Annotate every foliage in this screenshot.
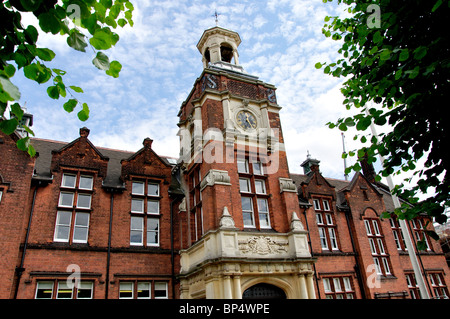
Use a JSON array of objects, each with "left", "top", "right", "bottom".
[
  {"left": 0, "top": 0, "right": 134, "bottom": 156},
  {"left": 317, "top": 0, "right": 450, "bottom": 244}
]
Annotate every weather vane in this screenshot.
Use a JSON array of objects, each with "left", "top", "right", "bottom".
[{"left": 213, "top": 10, "right": 221, "bottom": 26}]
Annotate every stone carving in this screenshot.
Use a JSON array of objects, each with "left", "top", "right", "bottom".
[
  {"left": 219, "top": 206, "right": 236, "bottom": 229},
  {"left": 279, "top": 177, "right": 297, "bottom": 193},
  {"left": 200, "top": 169, "right": 231, "bottom": 190},
  {"left": 290, "top": 211, "right": 304, "bottom": 231},
  {"left": 239, "top": 236, "right": 288, "bottom": 255}
]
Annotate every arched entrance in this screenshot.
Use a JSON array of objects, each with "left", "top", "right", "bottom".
[{"left": 242, "top": 283, "right": 287, "bottom": 299}]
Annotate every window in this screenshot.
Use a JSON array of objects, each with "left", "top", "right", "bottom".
[
  {"left": 365, "top": 218, "right": 392, "bottom": 276},
  {"left": 55, "top": 173, "right": 94, "bottom": 244},
  {"left": 322, "top": 276, "right": 355, "bottom": 299},
  {"left": 411, "top": 217, "right": 433, "bottom": 251},
  {"left": 189, "top": 166, "right": 203, "bottom": 242},
  {"left": 54, "top": 211, "right": 90, "bottom": 243},
  {"left": 429, "top": 273, "right": 449, "bottom": 299},
  {"left": 406, "top": 273, "right": 421, "bottom": 299},
  {"left": 238, "top": 158, "right": 271, "bottom": 229},
  {"left": 314, "top": 198, "right": 339, "bottom": 250},
  {"left": 130, "top": 180, "right": 161, "bottom": 247},
  {"left": 35, "top": 280, "right": 93, "bottom": 299},
  {"left": 119, "top": 281, "right": 168, "bottom": 299}
]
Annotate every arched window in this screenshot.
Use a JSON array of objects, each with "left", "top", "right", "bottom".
[
  {"left": 242, "top": 283, "right": 286, "bottom": 299},
  {"left": 220, "top": 43, "right": 234, "bottom": 63}
]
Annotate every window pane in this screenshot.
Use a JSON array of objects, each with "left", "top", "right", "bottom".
[
  {"left": 364, "top": 220, "right": 372, "bottom": 235},
  {"left": 131, "top": 199, "right": 144, "bottom": 213},
  {"left": 77, "top": 282, "right": 93, "bottom": 299},
  {"left": 253, "top": 162, "right": 263, "bottom": 175},
  {"left": 323, "top": 278, "right": 331, "bottom": 292},
  {"left": 313, "top": 199, "right": 320, "bottom": 210},
  {"left": 137, "top": 282, "right": 151, "bottom": 299},
  {"left": 79, "top": 176, "right": 93, "bottom": 190},
  {"left": 343, "top": 277, "right": 352, "bottom": 291},
  {"left": 257, "top": 198, "right": 268, "bottom": 212},
  {"left": 239, "top": 178, "right": 251, "bottom": 193},
  {"left": 55, "top": 211, "right": 71, "bottom": 242},
  {"left": 57, "top": 282, "right": 73, "bottom": 299},
  {"left": 59, "top": 192, "right": 74, "bottom": 207},
  {"left": 62, "top": 174, "right": 76, "bottom": 188},
  {"left": 255, "top": 180, "right": 266, "bottom": 194},
  {"left": 132, "top": 182, "right": 144, "bottom": 195},
  {"left": 241, "top": 197, "right": 252, "bottom": 211},
  {"left": 154, "top": 282, "right": 168, "bottom": 299},
  {"left": 147, "top": 200, "right": 159, "bottom": 214},
  {"left": 319, "top": 227, "right": 328, "bottom": 249},
  {"left": 333, "top": 278, "right": 342, "bottom": 292},
  {"left": 147, "top": 219, "right": 159, "bottom": 246},
  {"left": 325, "top": 214, "right": 333, "bottom": 225},
  {"left": 77, "top": 194, "right": 91, "bottom": 209},
  {"left": 73, "top": 213, "right": 89, "bottom": 243},
  {"left": 119, "top": 282, "right": 133, "bottom": 299},
  {"left": 237, "top": 159, "right": 248, "bottom": 173},
  {"left": 130, "top": 217, "right": 143, "bottom": 245},
  {"left": 36, "top": 281, "right": 53, "bottom": 299},
  {"left": 323, "top": 200, "right": 330, "bottom": 211},
  {"left": 316, "top": 213, "right": 323, "bottom": 224},
  {"left": 148, "top": 183, "right": 159, "bottom": 196}
]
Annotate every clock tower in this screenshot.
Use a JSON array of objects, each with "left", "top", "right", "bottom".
[{"left": 176, "top": 26, "right": 316, "bottom": 299}]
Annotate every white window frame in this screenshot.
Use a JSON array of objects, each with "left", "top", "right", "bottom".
[
  {"left": 316, "top": 213, "right": 324, "bottom": 225},
  {"left": 328, "top": 228, "right": 338, "bottom": 250},
  {"left": 61, "top": 173, "right": 76, "bottom": 188},
  {"left": 77, "top": 281, "right": 94, "bottom": 299},
  {"left": 323, "top": 200, "right": 330, "bottom": 211},
  {"left": 119, "top": 282, "right": 134, "bottom": 299},
  {"left": 254, "top": 179, "right": 266, "bottom": 194},
  {"left": 237, "top": 159, "right": 249, "bottom": 174},
  {"left": 58, "top": 192, "right": 74, "bottom": 208},
  {"left": 147, "top": 199, "right": 159, "bottom": 215},
  {"left": 313, "top": 199, "right": 321, "bottom": 210},
  {"left": 73, "top": 212, "right": 90, "bottom": 243},
  {"left": 132, "top": 181, "right": 145, "bottom": 195},
  {"left": 146, "top": 218, "right": 160, "bottom": 247},
  {"left": 130, "top": 216, "right": 144, "bottom": 246},
  {"left": 241, "top": 197, "right": 255, "bottom": 228},
  {"left": 79, "top": 175, "right": 93, "bottom": 190},
  {"left": 56, "top": 282, "right": 73, "bottom": 299},
  {"left": 257, "top": 198, "right": 271, "bottom": 229},
  {"left": 252, "top": 161, "right": 264, "bottom": 175},
  {"left": 131, "top": 198, "right": 144, "bottom": 213},
  {"left": 147, "top": 183, "right": 159, "bottom": 197},
  {"left": 154, "top": 282, "right": 168, "bottom": 299},
  {"left": 54, "top": 211, "right": 72, "bottom": 242},
  {"left": 76, "top": 193, "right": 92, "bottom": 209},
  {"left": 137, "top": 282, "right": 151, "bottom": 299},
  {"left": 319, "top": 227, "right": 328, "bottom": 249},
  {"left": 35, "top": 281, "right": 54, "bottom": 299},
  {"left": 239, "top": 178, "right": 251, "bottom": 193}
]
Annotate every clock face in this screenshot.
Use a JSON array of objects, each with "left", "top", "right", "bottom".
[{"left": 236, "top": 110, "right": 257, "bottom": 130}]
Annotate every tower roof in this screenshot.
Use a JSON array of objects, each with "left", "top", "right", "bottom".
[{"left": 196, "top": 26, "right": 241, "bottom": 53}]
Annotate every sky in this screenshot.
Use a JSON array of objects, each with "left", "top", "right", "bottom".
[{"left": 14, "top": 0, "right": 370, "bottom": 179}]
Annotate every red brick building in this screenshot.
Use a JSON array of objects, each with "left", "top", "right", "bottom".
[{"left": 0, "top": 26, "right": 448, "bottom": 299}]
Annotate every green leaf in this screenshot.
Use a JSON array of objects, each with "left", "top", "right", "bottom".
[
  {"left": 10, "top": 103, "right": 24, "bottom": 121},
  {"left": 0, "top": 118, "right": 19, "bottom": 135},
  {"left": 35, "top": 48, "right": 55, "bottom": 61},
  {"left": 24, "top": 25, "right": 38, "bottom": 44},
  {"left": 27, "top": 143, "right": 36, "bottom": 157},
  {"left": 16, "top": 137, "right": 30, "bottom": 152},
  {"left": 38, "top": 12, "right": 61, "bottom": 34},
  {"left": 77, "top": 103, "right": 90, "bottom": 121},
  {"left": 413, "top": 46, "right": 427, "bottom": 60},
  {"left": 106, "top": 60, "right": 122, "bottom": 78},
  {"left": 0, "top": 76, "right": 21, "bottom": 102},
  {"left": 117, "top": 18, "right": 127, "bottom": 27},
  {"left": 431, "top": 0, "right": 443, "bottom": 12},
  {"left": 69, "top": 86, "right": 84, "bottom": 93},
  {"left": 92, "top": 52, "right": 110, "bottom": 70},
  {"left": 408, "top": 66, "right": 420, "bottom": 79},
  {"left": 399, "top": 49, "right": 409, "bottom": 62},
  {"left": 394, "top": 69, "right": 402, "bottom": 80},
  {"left": 379, "top": 49, "right": 391, "bottom": 60},
  {"left": 315, "top": 62, "right": 323, "bottom": 69},
  {"left": 89, "top": 28, "right": 119, "bottom": 50},
  {"left": 63, "top": 99, "right": 78, "bottom": 113},
  {"left": 47, "top": 85, "right": 60, "bottom": 99},
  {"left": 3, "top": 64, "right": 16, "bottom": 78},
  {"left": 373, "top": 31, "right": 382, "bottom": 44},
  {"left": 369, "top": 46, "right": 378, "bottom": 55},
  {"left": 67, "top": 29, "right": 88, "bottom": 52},
  {"left": 356, "top": 116, "right": 372, "bottom": 131}
]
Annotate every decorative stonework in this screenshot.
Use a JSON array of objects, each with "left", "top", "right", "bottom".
[
  {"left": 238, "top": 236, "right": 288, "bottom": 255},
  {"left": 219, "top": 207, "right": 236, "bottom": 229},
  {"left": 200, "top": 169, "right": 231, "bottom": 190},
  {"left": 279, "top": 177, "right": 297, "bottom": 193},
  {"left": 290, "top": 212, "right": 304, "bottom": 232}
]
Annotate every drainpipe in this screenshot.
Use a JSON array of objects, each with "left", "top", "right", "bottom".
[
  {"left": 14, "top": 186, "right": 38, "bottom": 299},
  {"left": 105, "top": 192, "right": 114, "bottom": 299},
  {"left": 344, "top": 207, "right": 367, "bottom": 299}
]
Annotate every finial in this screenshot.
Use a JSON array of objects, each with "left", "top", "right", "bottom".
[
  {"left": 307, "top": 150, "right": 311, "bottom": 159},
  {"left": 213, "top": 10, "right": 221, "bottom": 26}
]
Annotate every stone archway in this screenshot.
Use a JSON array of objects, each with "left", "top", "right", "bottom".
[{"left": 242, "top": 283, "right": 287, "bottom": 299}]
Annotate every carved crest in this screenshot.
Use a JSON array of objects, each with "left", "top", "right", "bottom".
[{"left": 239, "top": 236, "right": 288, "bottom": 255}]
